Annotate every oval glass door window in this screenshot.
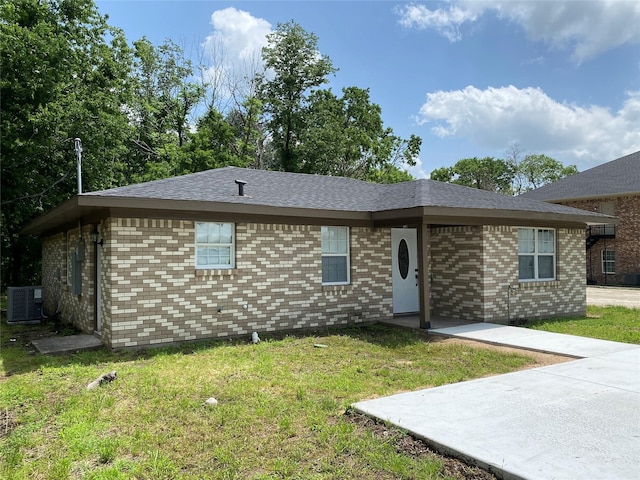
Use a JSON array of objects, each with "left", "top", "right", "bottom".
[{"left": 398, "top": 239, "right": 409, "bottom": 279}]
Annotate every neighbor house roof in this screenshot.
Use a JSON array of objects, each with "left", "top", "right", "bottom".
[
  {"left": 520, "top": 151, "right": 640, "bottom": 202},
  {"left": 22, "top": 166, "right": 613, "bottom": 236}
]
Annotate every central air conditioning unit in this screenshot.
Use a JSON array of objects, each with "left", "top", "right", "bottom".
[{"left": 7, "top": 286, "right": 44, "bottom": 324}]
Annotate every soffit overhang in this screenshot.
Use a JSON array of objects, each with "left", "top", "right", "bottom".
[{"left": 21, "top": 195, "right": 617, "bottom": 237}]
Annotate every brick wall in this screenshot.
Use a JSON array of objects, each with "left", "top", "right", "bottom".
[
  {"left": 559, "top": 195, "right": 640, "bottom": 285},
  {"left": 101, "top": 219, "right": 392, "bottom": 349},
  {"left": 41, "top": 218, "right": 588, "bottom": 347},
  {"left": 41, "top": 225, "right": 95, "bottom": 332},
  {"left": 430, "top": 226, "right": 484, "bottom": 321},
  {"left": 430, "top": 225, "right": 585, "bottom": 322}
]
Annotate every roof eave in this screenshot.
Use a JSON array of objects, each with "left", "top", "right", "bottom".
[
  {"left": 532, "top": 191, "right": 640, "bottom": 203},
  {"left": 373, "top": 206, "right": 615, "bottom": 227},
  {"left": 22, "top": 194, "right": 616, "bottom": 237}
]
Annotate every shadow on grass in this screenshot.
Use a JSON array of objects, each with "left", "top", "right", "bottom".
[{"left": 1, "top": 318, "right": 425, "bottom": 377}]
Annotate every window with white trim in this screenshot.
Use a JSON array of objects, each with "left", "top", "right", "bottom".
[
  {"left": 602, "top": 250, "right": 615, "bottom": 274},
  {"left": 195, "top": 222, "right": 235, "bottom": 269},
  {"left": 518, "top": 228, "right": 556, "bottom": 281},
  {"left": 321, "top": 226, "right": 350, "bottom": 285}
]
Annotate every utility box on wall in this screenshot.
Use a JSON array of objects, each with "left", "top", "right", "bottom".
[{"left": 7, "top": 286, "right": 44, "bottom": 324}]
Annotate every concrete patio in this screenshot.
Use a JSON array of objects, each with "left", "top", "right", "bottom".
[{"left": 354, "top": 323, "right": 640, "bottom": 480}]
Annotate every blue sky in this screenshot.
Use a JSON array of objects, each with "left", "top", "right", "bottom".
[{"left": 96, "top": 1, "right": 640, "bottom": 178}]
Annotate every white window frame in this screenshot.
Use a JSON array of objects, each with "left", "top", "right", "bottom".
[
  {"left": 321, "top": 226, "right": 350, "bottom": 285},
  {"left": 195, "top": 222, "right": 235, "bottom": 270},
  {"left": 602, "top": 250, "right": 615, "bottom": 274},
  {"left": 518, "top": 227, "right": 556, "bottom": 282}
]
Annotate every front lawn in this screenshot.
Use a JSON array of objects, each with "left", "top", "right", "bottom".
[
  {"left": 527, "top": 305, "right": 640, "bottom": 344},
  {"left": 1, "top": 322, "right": 541, "bottom": 480}
]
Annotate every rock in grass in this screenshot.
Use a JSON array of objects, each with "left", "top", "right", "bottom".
[
  {"left": 86, "top": 371, "right": 117, "bottom": 390},
  {"left": 314, "top": 344, "right": 328, "bottom": 348},
  {"left": 204, "top": 397, "right": 219, "bottom": 406}
]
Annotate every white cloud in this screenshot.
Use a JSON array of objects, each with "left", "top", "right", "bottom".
[
  {"left": 397, "top": 1, "right": 640, "bottom": 62},
  {"left": 205, "top": 7, "right": 271, "bottom": 64},
  {"left": 200, "top": 8, "right": 272, "bottom": 109},
  {"left": 417, "top": 85, "right": 640, "bottom": 168},
  {"left": 396, "top": 3, "right": 478, "bottom": 41}
]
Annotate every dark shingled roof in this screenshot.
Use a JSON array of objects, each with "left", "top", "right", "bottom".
[
  {"left": 520, "top": 151, "right": 640, "bottom": 202},
  {"left": 85, "top": 166, "right": 605, "bottom": 218},
  {"left": 86, "top": 167, "right": 379, "bottom": 212},
  {"left": 22, "top": 166, "right": 612, "bottom": 235}
]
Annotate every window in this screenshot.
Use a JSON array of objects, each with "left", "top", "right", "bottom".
[
  {"left": 602, "top": 250, "right": 615, "bottom": 274},
  {"left": 66, "top": 231, "right": 72, "bottom": 285},
  {"left": 518, "top": 228, "right": 556, "bottom": 281},
  {"left": 321, "top": 226, "right": 350, "bottom": 285},
  {"left": 195, "top": 222, "right": 235, "bottom": 269}
]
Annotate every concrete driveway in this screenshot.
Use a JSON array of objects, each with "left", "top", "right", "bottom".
[
  {"left": 587, "top": 285, "right": 640, "bottom": 308},
  {"left": 353, "top": 324, "right": 640, "bottom": 480}
]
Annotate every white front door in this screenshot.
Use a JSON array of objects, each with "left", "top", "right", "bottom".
[{"left": 391, "top": 228, "right": 419, "bottom": 314}]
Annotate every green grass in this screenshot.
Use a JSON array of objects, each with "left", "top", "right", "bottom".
[
  {"left": 1, "top": 322, "right": 537, "bottom": 480},
  {"left": 527, "top": 305, "right": 640, "bottom": 344}
]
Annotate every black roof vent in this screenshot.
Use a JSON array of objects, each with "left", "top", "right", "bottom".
[{"left": 235, "top": 179, "right": 247, "bottom": 196}]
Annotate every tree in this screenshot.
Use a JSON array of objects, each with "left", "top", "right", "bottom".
[
  {"left": 1, "top": 0, "right": 134, "bottom": 288},
  {"left": 128, "top": 37, "right": 205, "bottom": 182},
  {"left": 298, "top": 87, "right": 420, "bottom": 181},
  {"left": 432, "top": 149, "right": 579, "bottom": 195},
  {"left": 258, "top": 20, "right": 336, "bottom": 172},
  {"left": 180, "top": 106, "right": 252, "bottom": 173},
  {"left": 430, "top": 157, "right": 515, "bottom": 194},
  {"left": 517, "top": 154, "right": 578, "bottom": 192}
]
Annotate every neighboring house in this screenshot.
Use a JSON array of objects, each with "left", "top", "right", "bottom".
[
  {"left": 521, "top": 151, "right": 640, "bottom": 286},
  {"left": 22, "top": 167, "right": 611, "bottom": 349}
]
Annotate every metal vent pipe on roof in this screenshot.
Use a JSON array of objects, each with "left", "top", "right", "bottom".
[
  {"left": 74, "top": 138, "right": 83, "bottom": 194},
  {"left": 235, "top": 179, "right": 247, "bottom": 196}
]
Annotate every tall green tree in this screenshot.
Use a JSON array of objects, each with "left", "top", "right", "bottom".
[
  {"left": 258, "top": 20, "right": 336, "bottom": 172},
  {"left": 1, "top": 0, "right": 134, "bottom": 287},
  {"left": 431, "top": 157, "right": 515, "bottom": 194},
  {"left": 128, "top": 37, "right": 204, "bottom": 182},
  {"left": 298, "top": 87, "right": 420, "bottom": 181},
  {"left": 516, "top": 154, "right": 578, "bottom": 193}
]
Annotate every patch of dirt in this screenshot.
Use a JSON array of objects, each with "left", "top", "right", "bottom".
[
  {"left": 1, "top": 408, "right": 18, "bottom": 438},
  {"left": 346, "top": 410, "right": 496, "bottom": 480},
  {"left": 429, "top": 336, "right": 575, "bottom": 368}
]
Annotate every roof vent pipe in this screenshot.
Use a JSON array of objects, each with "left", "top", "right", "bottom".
[
  {"left": 235, "top": 179, "right": 247, "bottom": 196},
  {"left": 74, "top": 138, "right": 83, "bottom": 194}
]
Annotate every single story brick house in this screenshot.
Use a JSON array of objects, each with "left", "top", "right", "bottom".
[
  {"left": 22, "top": 167, "right": 612, "bottom": 349},
  {"left": 521, "top": 151, "right": 640, "bottom": 286}
]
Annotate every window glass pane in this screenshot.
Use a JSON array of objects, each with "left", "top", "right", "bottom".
[
  {"left": 538, "top": 229, "right": 555, "bottom": 253},
  {"left": 219, "top": 223, "right": 233, "bottom": 243},
  {"left": 196, "top": 222, "right": 233, "bottom": 245},
  {"left": 519, "top": 255, "right": 535, "bottom": 280},
  {"left": 322, "top": 256, "right": 347, "bottom": 283},
  {"left": 538, "top": 256, "right": 554, "bottom": 279},
  {"left": 196, "top": 223, "right": 209, "bottom": 243},
  {"left": 321, "top": 226, "right": 347, "bottom": 254},
  {"left": 518, "top": 228, "right": 535, "bottom": 253},
  {"left": 321, "top": 227, "right": 330, "bottom": 253},
  {"left": 195, "top": 223, "right": 234, "bottom": 269},
  {"left": 602, "top": 250, "right": 615, "bottom": 273},
  {"left": 196, "top": 248, "right": 209, "bottom": 266}
]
